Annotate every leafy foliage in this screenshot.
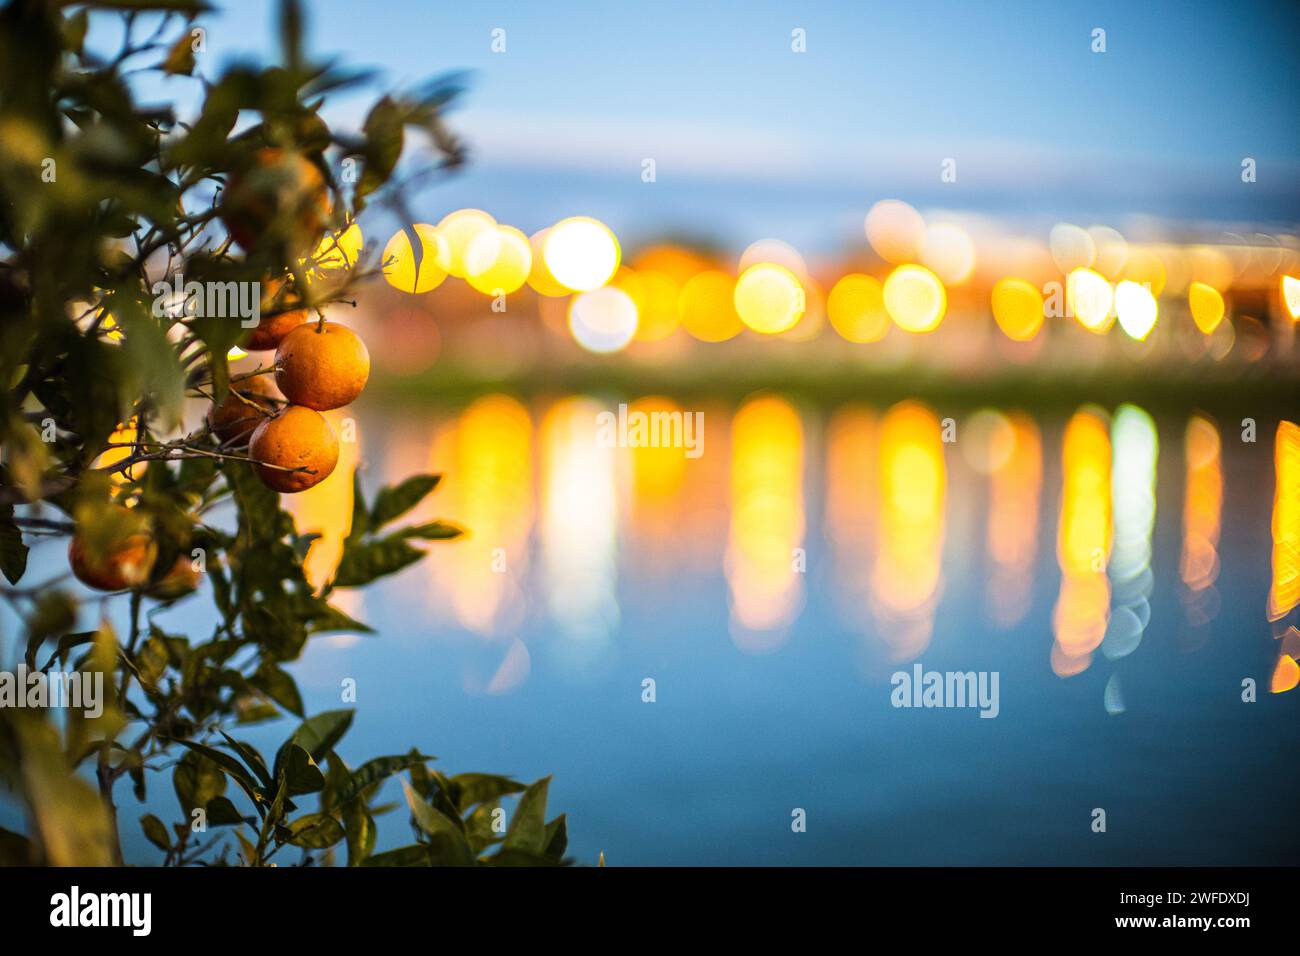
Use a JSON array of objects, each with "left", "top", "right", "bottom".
[{"left": 0, "top": 0, "right": 566, "bottom": 867}]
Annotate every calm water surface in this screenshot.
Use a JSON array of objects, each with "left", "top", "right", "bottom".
[
  {"left": 16, "top": 394, "right": 1297, "bottom": 866},
  {"left": 279, "top": 394, "right": 1300, "bottom": 865}
]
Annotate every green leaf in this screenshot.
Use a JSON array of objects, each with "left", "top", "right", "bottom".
[
  {"left": 279, "top": 744, "right": 325, "bottom": 797},
  {"left": 360, "top": 844, "right": 430, "bottom": 867},
  {"left": 284, "top": 813, "right": 345, "bottom": 849},
  {"left": 249, "top": 663, "right": 303, "bottom": 716},
  {"left": 401, "top": 778, "right": 473, "bottom": 865},
  {"left": 140, "top": 814, "right": 171, "bottom": 851},
  {"left": 503, "top": 776, "right": 551, "bottom": 854},
  {"left": 451, "top": 772, "right": 526, "bottom": 810},
  {"left": 173, "top": 748, "right": 227, "bottom": 816},
  {"left": 341, "top": 800, "right": 376, "bottom": 866},
  {"left": 398, "top": 521, "right": 463, "bottom": 541},
  {"left": 172, "top": 739, "right": 262, "bottom": 807},
  {"left": 371, "top": 474, "right": 440, "bottom": 527},
  {"left": 285, "top": 709, "right": 354, "bottom": 764},
  {"left": 335, "top": 752, "right": 434, "bottom": 806},
  {"left": 0, "top": 507, "right": 28, "bottom": 585},
  {"left": 217, "top": 731, "right": 273, "bottom": 789},
  {"left": 204, "top": 795, "right": 248, "bottom": 827},
  {"left": 543, "top": 813, "right": 568, "bottom": 860},
  {"left": 161, "top": 31, "right": 196, "bottom": 75},
  {"left": 333, "top": 536, "right": 425, "bottom": 587},
  {"left": 10, "top": 715, "right": 116, "bottom": 865},
  {"left": 347, "top": 470, "right": 371, "bottom": 541}
]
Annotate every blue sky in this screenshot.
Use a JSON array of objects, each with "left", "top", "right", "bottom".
[{"left": 99, "top": 0, "right": 1300, "bottom": 251}]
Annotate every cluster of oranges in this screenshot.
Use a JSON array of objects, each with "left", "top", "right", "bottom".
[
  {"left": 213, "top": 147, "right": 371, "bottom": 495},
  {"left": 69, "top": 148, "right": 369, "bottom": 592},
  {"left": 209, "top": 283, "right": 370, "bottom": 494}
]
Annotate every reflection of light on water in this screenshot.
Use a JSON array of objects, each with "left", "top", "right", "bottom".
[
  {"left": 541, "top": 397, "right": 619, "bottom": 650},
  {"left": 872, "top": 401, "right": 945, "bottom": 661},
  {"left": 726, "top": 395, "right": 804, "bottom": 651},
  {"left": 438, "top": 395, "right": 534, "bottom": 637},
  {"left": 825, "top": 406, "right": 876, "bottom": 629},
  {"left": 1180, "top": 416, "right": 1222, "bottom": 628},
  {"left": 625, "top": 396, "right": 690, "bottom": 574},
  {"left": 284, "top": 410, "right": 361, "bottom": 592},
  {"left": 1103, "top": 405, "right": 1157, "bottom": 710},
  {"left": 983, "top": 412, "right": 1041, "bottom": 628},
  {"left": 1270, "top": 421, "right": 1300, "bottom": 693},
  {"left": 1269, "top": 421, "right": 1300, "bottom": 622},
  {"left": 1052, "top": 408, "right": 1111, "bottom": 677}
]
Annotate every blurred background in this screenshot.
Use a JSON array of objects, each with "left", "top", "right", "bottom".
[{"left": 61, "top": 0, "right": 1300, "bottom": 863}]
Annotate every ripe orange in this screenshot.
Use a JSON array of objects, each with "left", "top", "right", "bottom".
[
  {"left": 275, "top": 322, "right": 370, "bottom": 411},
  {"left": 219, "top": 148, "right": 331, "bottom": 253},
  {"left": 244, "top": 309, "right": 309, "bottom": 351},
  {"left": 68, "top": 528, "right": 158, "bottom": 592},
  {"left": 242, "top": 277, "right": 309, "bottom": 351},
  {"left": 207, "top": 374, "right": 278, "bottom": 445},
  {"left": 147, "top": 554, "right": 202, "bottom": 600},
  {"left": 248, "top": 405, "right": 340, "bottom": 493}
]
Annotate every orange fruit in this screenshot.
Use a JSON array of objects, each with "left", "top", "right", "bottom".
[
  {"left": 69, "top": 529, "right": 158, "bottom": 592},
  {"left": 244, "top": 309, "right": 309, "bottom": 351},
  {"left": 243, "top": 277, "right": 310, "bottom": 351},
  {"left": 219, "top": 148, "right": 331, "bottom": 253},
  {"left": 275, "top": 322, "right": 370, "bottom": 411},
  {"left": 147, "top": 554, "right": 202, "bottom": 600},
  {"left": 207, "top": 374, "right": 278, "bottom": 445},
  {"left": 248, "top": 405, "right": 340, "bottom": 493}
]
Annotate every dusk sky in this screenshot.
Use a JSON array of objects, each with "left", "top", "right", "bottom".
[{"left": 102, "top": 0, "right": 1300, "bottom": 251}]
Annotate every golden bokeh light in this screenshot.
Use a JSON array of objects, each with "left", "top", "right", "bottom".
[
  {"left": 678, "top": 270, "right": 743, "bottom": 343},
  {"left": 629, "top": 269, "right": 680, "bottom": 342},
  {"left": 986, "top": 412, "right": 1041, "bottom": 628},
  {"left": 1188, "top": 281, "right": 1225, "bottom": 334},
  {"left": 990, "top": 277, "right": 1045, "bottom": 342},
  {"left": 1180, "top": 415, "right": 1221, "bottom": 626},
  {"left": 1088, "top": 225, "right": 1128, "bottom": 277},
  {"left": 1114, "top": 279, "right": 1158, "bottom": 341},
  {"left": 727, "top": 394, "right": 804, "bottom": 649},
  {"left": 827, "top": 273, "right": 890, "bottom": 343},
  {"left": 920, "top": 223, "right": 976, "bottom": 285},
  {"left": 544, "top": 216, "right": 621, "bottom": 291},
  {"left": 465, "top": 224, "right": 533, "bottom": 296},
  {"left": 1049, "top": 223, "right": 1096, "bottom": 273},
  {"left": 872, "top": 401, "right": 946, "bottom": 660},
  {"left": 1283, "top": 275, "right": 1300, "bottom": 320},
  {"left": 525, "top": 228, "right": 571, "bottom": 297},
  {"left": 382, "top": 224, "right": 447, "bottom": 294},
  {"left": 864, "top": 199, "right": 925, "bottom": 265},
  {"left": 1052, "top": 407, "right": 1112, "bottom": 676},
  {"left": 738, "top": 239, "right": 807, "bottom": 280},
  {"left": 434, "top": 208, "right": 497, "bottom": 278},
  {"left": 284, "top": 409, "right": 360, "bottom": 591},
  {"left": 308, "top": 222, "right": 363, "bottom": 280},
  {"left": 1122, "top": 247, "right": 1167, "bottom": 296},
  {"left": 882, "top": 264, "right": 946, "bottom": 333},
  {"left": 439, "top": 395, "right": 534, "bottom": 636},
  {"left": 568, "top": 285, "right": 638, "bottom": 353},
  {"left": 1268, "top": 420, "right": 1300, "bottom": 622},
  {"left": 733, "top": 262, "right": 805, "bottom": 334},
  {"left": 1066, "top": 268, "right": 1114, "bottom": 332}
]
